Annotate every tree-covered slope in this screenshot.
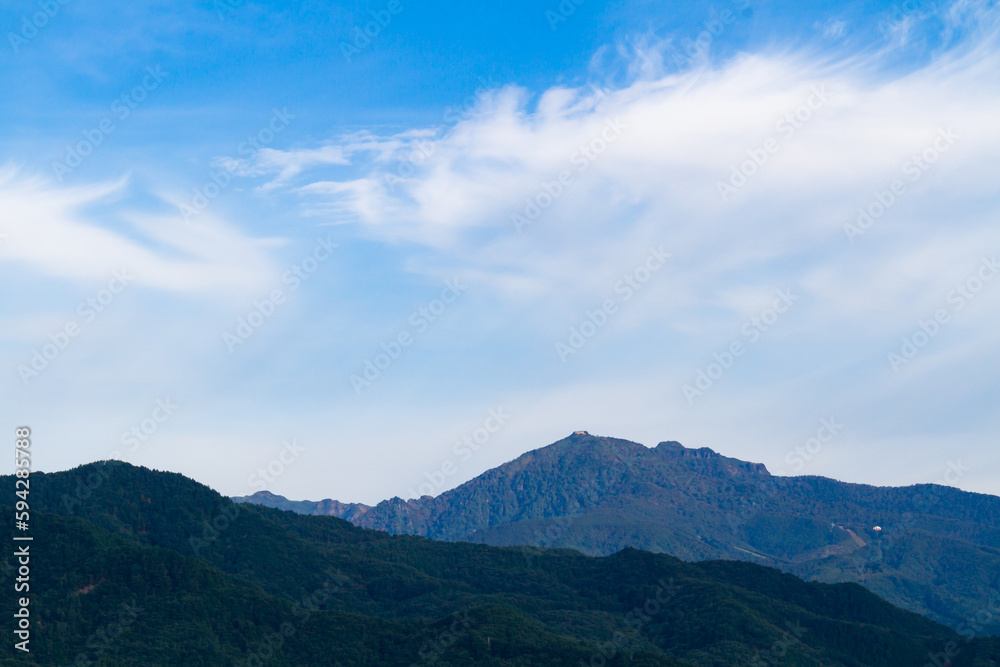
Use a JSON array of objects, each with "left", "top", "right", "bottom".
[
  {"left": 4, "top": 461, "right": 999, "bottom": 665},
  {"left": 236, "top": 433, "right": 1000, "bottom": 637}
]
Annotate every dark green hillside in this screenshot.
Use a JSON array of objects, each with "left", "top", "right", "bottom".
[
  {"left": 241, "top": 433, "right": 1000, "bottom": 636},
  {"left": 3, "top": 461, "right": 999, "bottom": 665}
]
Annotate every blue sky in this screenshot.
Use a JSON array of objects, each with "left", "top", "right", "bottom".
[{"left": 2, "top": 0, "right": 998, "bottom": 503}]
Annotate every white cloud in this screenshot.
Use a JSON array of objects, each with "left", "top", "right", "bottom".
[
  {"left": 0, "top": 166, "right": 280, "bottom": 297},
  {"left": 217, "top": 129, "right": 440, "bottom": 192},
  {"left": 235, "top": 1, "right": 1000, "bottom": 327},
  {"left": 819, "top": 19, "right": 848, "bottom": 39},
  {"left": 8, "top": 0, "right": 997, "bottom": 500},
  {"left": 219, "top": 145, "right": 350, "bottom": 191},
  {"left": 191, "top": 1, "right": 1000, "bottom": 500}
]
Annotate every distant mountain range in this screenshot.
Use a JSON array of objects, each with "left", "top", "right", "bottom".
[
  {"left": 7, "top": 461, "right": 1000, "bottom": 665},
  {"left": 235, "top": 432, "right": 1000, "bottom": 638}
]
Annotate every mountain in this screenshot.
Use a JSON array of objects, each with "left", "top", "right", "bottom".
[
  {"left": 236, "top": 432, "right": 1000, "bottom": 638},
  {"left": 237, "top": 489, "right": 374, "bottom": 521},
  {"left": 7, "top": 460, "right": 1000, "bottom": 665}
]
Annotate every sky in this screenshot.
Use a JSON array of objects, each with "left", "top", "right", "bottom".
[{"left": 1, "top": 0, "right": 998, "bottom": 504}]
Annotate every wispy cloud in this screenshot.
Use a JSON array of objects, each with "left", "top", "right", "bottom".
[
  {"left": 235, "top": 1, "right": 999, "bottom": 315},
  {"left": 0, "top": 165, "right": 280, "bottom": 296},
  {"left": 3, "top": 0, "right": 997, "bottom": 502}
]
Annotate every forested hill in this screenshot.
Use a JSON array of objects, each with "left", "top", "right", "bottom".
[
  {"left": 236, "top": 432, "right": 1000, "bottom": 637},
  {"left": 1, "top": 460, "right": 997, "bottom": 665}
]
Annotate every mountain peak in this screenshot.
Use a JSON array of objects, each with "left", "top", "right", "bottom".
[
  {"left": 232, "top": 433, "right": 1000, "bottom": 638},
  {"left": 232, "top": 490, "right": 372, "bottom": 521},
  {"left": 653, "top": 440, "right": 770, "bottom": 476},
  {"left": 655, "top": 440, "right": 686, "bottom": 452},
  {"left": 655, "top": 440, "right": 718, "bottom": 458}
]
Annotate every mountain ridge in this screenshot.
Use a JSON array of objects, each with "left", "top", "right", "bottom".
[
  {"left": 234, "top": 432, "right": 1000, "bottom": 637},
  {"left": 9, "top": 459, "right": 1000, "bottom": 664}
]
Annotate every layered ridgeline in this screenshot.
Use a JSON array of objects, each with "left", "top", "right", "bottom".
[
  {"left": 235, "top": 433, "right": 1000, "bottom": 638},
  {"left": 4, "top": 462, "right": 1000, "bottom": 665}
]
